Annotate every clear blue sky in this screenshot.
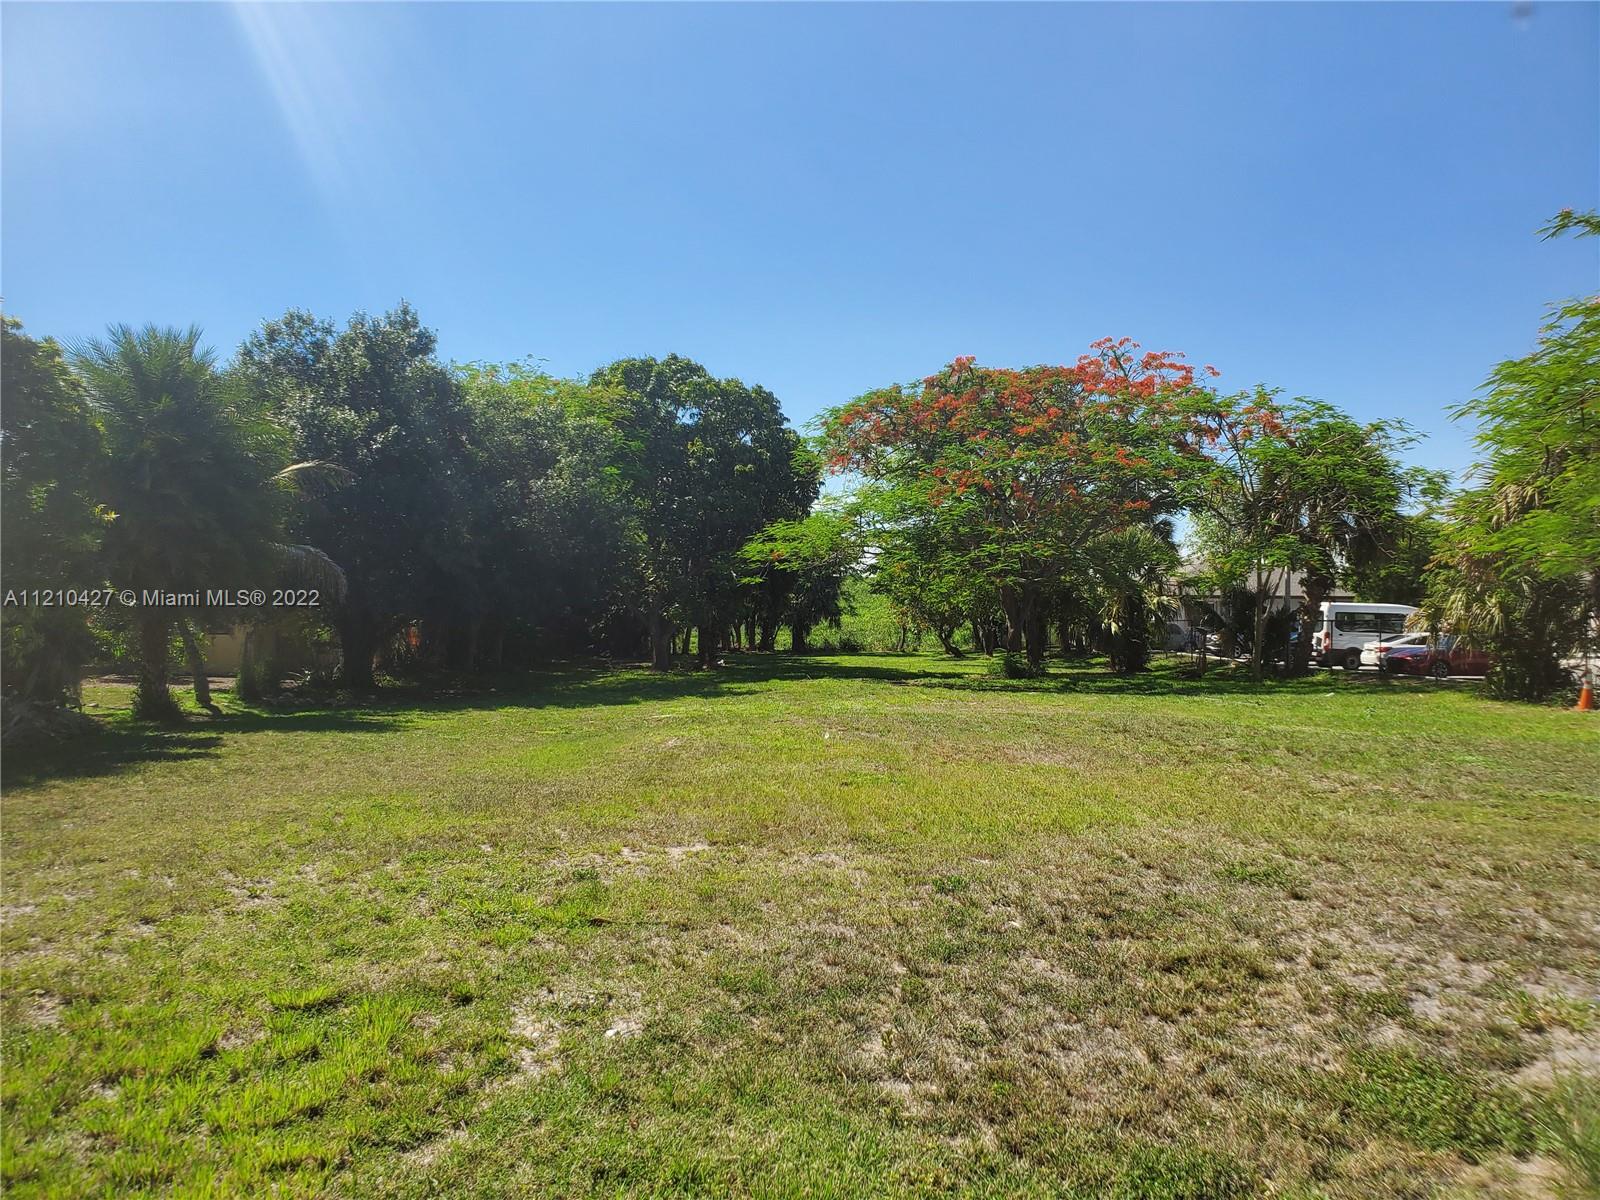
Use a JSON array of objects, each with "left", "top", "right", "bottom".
[{"left": 5, "top": 2, "right": 1597, "bottom": 479}]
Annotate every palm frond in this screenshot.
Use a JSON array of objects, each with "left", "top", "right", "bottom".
[
  {"left": 273, "top": 543, "right": 348, "bottom": 602},
  {"left": 272, "top": 460, "right": 354, "bottom": 495}
]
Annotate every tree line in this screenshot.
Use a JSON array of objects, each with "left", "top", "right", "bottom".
[
  {"left": 819, "top": 341, "right": 1439, "bottom": 680},
  {"left": 825, "top": 211, "right": 1594, "bottom": 696},
  {"left": 2, "top": 214, "right": 1593, "bottom": 718},
  {"left": 2, "top": 308, "right": 830, "bottom": 719}
]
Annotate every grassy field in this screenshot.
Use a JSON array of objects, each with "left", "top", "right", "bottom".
[{"left": 2, "top": 654, "right": 1598, "bottom": 1198}]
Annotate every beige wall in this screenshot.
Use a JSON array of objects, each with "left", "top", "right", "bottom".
[
  {"left": 201, "top": 623, "right": 331, "bottom": 677},
  {"left": 202, "top": 629, "right": 247, "bottom": 675}
]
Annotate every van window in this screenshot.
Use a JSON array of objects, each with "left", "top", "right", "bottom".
[{"left": 1334, "top": 611, "right": 1408, "bottom": 635}]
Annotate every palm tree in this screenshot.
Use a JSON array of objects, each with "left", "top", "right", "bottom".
[
  {"left": 1083, "top": 526, "right": 1179, "bottom": 674},
  {"left": 75, "top": 326, "right": 339, "bottom": 718},
  {"left": 1419, "top": 486, "right": 1590, "bottom": 700}
]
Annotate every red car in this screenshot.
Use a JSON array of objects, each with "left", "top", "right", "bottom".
[{"left": 1380, "top": 636, "right": 1493, "bottom": 679}]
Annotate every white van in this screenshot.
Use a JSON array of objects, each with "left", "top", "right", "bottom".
[{"left": 1312, "top": 602, "right": 1418, "bottom": 670}]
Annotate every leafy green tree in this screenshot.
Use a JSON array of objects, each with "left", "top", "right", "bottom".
[
  {"left": 1420, "top": 210, "right": 1599, "bottom": 699},
  {"left": 455, "top": 361, "right": 643, "bottom": 664},
  {"left": 1346, "top": 511, "right": 1444, "bottom": 606},
  {"left": 237, "top": 305, "right": 474, "bottom": 689},
  {"left": 76, "top": 326, "right": 289, "bottom": 718},
  {"left": 590, "top": 356, "right": 812, "bottom": 669},
  {"left": 1422, "top": 513, "right": 1590, "bottom": 699},
  {"left": 1273, "top": 407, "right": 1427, "bottom": 673},
  {"left": 584, "top": 355, "right": 703, "bottom": 668},
  {"left": 1, "top": 318, "right": 107, "bottom": 703},
  {"left": 740, "top": 510, "right": 857, "bottom": 654},
  {"left": 852, "top": 482, "right": 990, "bottom": 658},
  {"left": 1180, "top": 390, "right": 1419, "bottom": 678}
]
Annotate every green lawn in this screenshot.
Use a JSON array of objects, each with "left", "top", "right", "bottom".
[{"left": 3, "top": 655, "right": 1598, "bottom": 1198}]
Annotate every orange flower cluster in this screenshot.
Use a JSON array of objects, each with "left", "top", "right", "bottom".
[{"left": 831, "top": 339, "right": 1200, "bottom": 468}]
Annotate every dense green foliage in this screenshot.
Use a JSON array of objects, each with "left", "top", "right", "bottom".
[
  {"left": 1420, "top": 211, "right": 1599, "bottom": 699},
  {"left": 586, "top": 355, "right": 821, "bottom": 668},
  {"left": 0, "top": 320, "right": 105, "bottom": 704},
  {"left": 237, "top": 307, "right": 494, "bottom": 688},
  {"left": 3, "top": 310, "right": 830, "bottom": 710},
  {"left": 75, "top": 327, "right": 297, "bottom": 717},
  {"left": 3, "top": 216, "right": 1593, "bottom": 707},
  {"left": 1179, "top": 390, "right": 1431, "bottom": 678}
]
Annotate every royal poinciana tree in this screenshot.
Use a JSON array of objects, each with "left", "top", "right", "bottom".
[{"left": 824, "top": 340, "right": 1203, "bottom": 668}]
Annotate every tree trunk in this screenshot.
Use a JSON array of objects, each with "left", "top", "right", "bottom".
[
  {"left": 649, "top": 613, "right": 674, "bottom": 672},
  {"left": 1251, "top": 567, "right": 1270, "bottom": 683},
  {"left": 1022, "top": 594, "right": 1047, "bottom": 668},
  {"left": 698, "top": 623, "right": 717, "bottom": 668},
  {"left": 239, "top": 622, "right": 283, "bottom": 700},
  {"left": 791, "top": 621, "right": 811, "bottom": 655},
  {"left": 427, "top": 621, "right": 451, "bottom": 671},
  {"left": 998, "top": 586, "right": 1025, "bottom": 654},
  {"left": 1295, "top": 573, "right": 1329, "bottom": 675},
  {"left": 338, "top": 615, "right": 378, "bottom": 690},
  {"left": 238, "top": 625, "right": 260, "bottom": 702},
  {"left": 134, "top": 609, "right": 180, "bottom": 721},
  {"left": 178, "top": 620, "right": 220, "bottom": 715},
  {"left": 1110, "top": 593, "right": 1151, "bottom": 674},
  {"left": 937, "top": 625, "right": 964, "bottom": 658}
]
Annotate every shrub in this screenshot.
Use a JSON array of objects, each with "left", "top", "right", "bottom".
[{"left": 990, "top": 651, "right": 1043, "bottom": 679}]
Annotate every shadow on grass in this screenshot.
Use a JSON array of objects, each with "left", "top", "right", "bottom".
[
  {"left": 1, "top": 708, "right": 406, "bottom": 789},
  {"left": 550, "top": 651, "right": 1466, "bottom": 705},
  {"left": 6, "top": 653, "right": 1444, "bottom": 787},
  {"left": 317, "top": 652, "right": 1420, "bottom": 710},
  {"left": 902, "top": 659, "right": 1384, "bottom": 699}
]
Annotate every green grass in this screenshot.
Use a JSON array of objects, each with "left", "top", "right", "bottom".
[{"left": 3, "top": 653, "right": 1597, "bottom": 1198}]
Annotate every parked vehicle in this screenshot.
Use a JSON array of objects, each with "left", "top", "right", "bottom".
[
  {"left": 1312, "top": 602, "right": 1418, "bottom": 670},
  {"left": 1263, "top": 627, "right": 1300, "bottom": 666},
  {"left": 1360, "top": 632, "right": 1431, "bottom": 668},
  {"left": 1164, "top": 622, "right": 1205, "bottom": 652},
  {"left": 1382, "top": 636, "right": 1494, "bottom": 679},
  {"left": 1377, "top": 642, "right": 1431, "bottom": 673}
]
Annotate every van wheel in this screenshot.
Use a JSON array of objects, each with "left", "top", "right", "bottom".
[
  {"left": 1430, "top": 660, "right": 1450, "bottom": 680},
  {"left": 1343, "top": 651, "right": 1362, "bottom": 671}
]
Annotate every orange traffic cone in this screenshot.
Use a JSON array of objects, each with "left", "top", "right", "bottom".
[{"left": 1578, "top": 680, "right": 1595, "bottom": 712}]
